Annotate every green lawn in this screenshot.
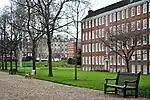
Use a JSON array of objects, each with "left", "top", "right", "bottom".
[{"left": 18, "top": 67, "right": 150, "bottom": 91}]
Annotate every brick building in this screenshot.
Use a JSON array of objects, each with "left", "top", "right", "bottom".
[
  {"left": 67, "top": 38, "right": 81, "bottom": 59},
  {"left": 81, "top": 0, "right": 150, "bottom": 74}
]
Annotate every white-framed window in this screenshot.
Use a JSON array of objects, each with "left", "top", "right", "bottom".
[
  {"left": 82, "top": 45, "right": 84, "bottom": 53},
  {"left": 102, "top": 16, "right": 105, "bottom": 24},
  {"left": 102, "top": 43, "right": 104, "bottom": 51},
  {"left": 131, "top": 7, "right": 135, "bottom": 17},
  {"left": 96, "top": 18, "right": 98, "bottom": 26},
  {"left": 131, "top": 65, "right": 135, "bottom": 73},
  {"left": 99, "top": 29, "right": 101, "bottom": 38},
  {"left": 118, "top": 55, "right": 122, "bottom": 65},
  {"left": 102, "top": 56, "right": 104, "bottom": 65},
  {"left": 106, "top": 15, "right": 108, "bottom": 26},
  {"left": 122, "top": 10, "right": 125, "bottom": 19},
  {"left": 96, "top": 56, "right": 99, "bottom": 65},
  {"left": 117, "top": 25, "right": 121, "bottom": 33},
  {"left": 89, "top": 44, "right": 91, "bottom": 52},
  {"left": 83, "top": 57, "right": 85, "bottom": 65},
  {"left": 143, "top": 19, "right": 147, "bottom": 29},
  {"left": 89, "top": 20, "right": 91, "bottom": 28},
  {"left": 96, "top": 43, "right": 98, "bottom": 52},
  {"left": 96, "top": 30, "right": 98, "bottom": 38},
  {"left": 99, "top": 43, "right": 101, "bottom": 51},
  {"left": 131, "top": 37, "right": 135, "bottom": 46},
  {"left": 117, "top": 11, "right": 120, "bottom": 21},
  {"left": 113, "top": 13, "right": 116, "bottom": 22},
  {"left": 92, "top": 19, "right": 94, "bottom": 27},
  {"left": 85, "top": 32, "right": 87, "bottom": 40},
  {"left": 143, "top": 3, "right": 147, "bottom": 14},
  {"left": 89, "top": 56, "right": 91, "bottom": 65},
  {"left": 99, "top": 17, "right": 101, "bottom": 25},
  {"left": 106, "top": 47, "right": 109, "bottom": 54},
  {"left": 92, "top": 56, "right": 94, "bottom": 65},
  {"left": 113, "top": 56, "right": 116, "bottom": 65},
  {"left": 126, "top": 9, "right": 129, "bottom": 18},
  {"left": 137, "top": 36, "right": 141, "bottom": 45},
  {"left": 109, "top": 26, "right": 112, "bottom": 33},
  {"left": 143, "top": 35, "right": 147, "bottom": 45},
  {"left": 92, "top": 43, "right": 95, "bottom": 52},
  {"left": 89, "top": 31, "right": 91, "bottom": 39},
  {"left": 122, "top": 24, "right": 125, "bottom": 33},
  {"left": 137, "top": 65, "right": 141, "bottom": 73},
  {"left": 131, "top": 22, "right": 135, "bottom": 31},
  {"left": 109, "top": 56, "right": 112, "bottom": 65},
  {"left": 132, "top": 52, "right": 135, "bottom": 60},
  {"left": 143, "top": 50, "right": 147, "bottom": 60},
  {"left": 122, "top": 55, "right": 125, "bottom": 65},
  {"left": 105, "top": 32, "right": 108, "bottom": 40},
  {"left": 143, "top": 65, "right": 147, "bottom": 74},
  {"left": 113, "top": 26, "right": 116, "bottom": 34},
  {"left": 137, "top": 20, "right": 141, "bottom": 30},
  {"left": 102, "top": 28, "right": 105, "bottom": 37},
  {"left": 126, "top": 23, "right": 129, "bottom": 33},
  {"left": 137, "top": 50, "right": 141, "bottom": 60},
  {"left": 92, "top": 31, "right": 95, "bottom": 39},
  {"left": 137, "top": 5, "right": 141, "bottom": 15},
  {"left": 85, "top": 56, "right": 88, "bottom": 65},
  {"left": 99, "top": 56, "right": 101, "bottom": 65},
  {"left": 110, "top": 14, "right": 112, "bottom": 22}
]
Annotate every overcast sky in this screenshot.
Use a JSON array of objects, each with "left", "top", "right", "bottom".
[{"left": 0, "top": 0, "right": 121, "bottom": 10}]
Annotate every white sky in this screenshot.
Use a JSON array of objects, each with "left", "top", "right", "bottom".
[
  {"left": 0, "top": 0, "right": 121, "bottom": 10},
  {"left": 91, "top": 0, "right": 121, "bottom": 10}
]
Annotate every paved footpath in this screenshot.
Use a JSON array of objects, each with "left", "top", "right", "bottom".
[{"left": 0, "top": 72, "right": 148, "bottom": 100}]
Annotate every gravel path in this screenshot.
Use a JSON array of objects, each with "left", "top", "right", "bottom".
[{"left": 0, "top": 72, "right": 148, "bottom": 100}]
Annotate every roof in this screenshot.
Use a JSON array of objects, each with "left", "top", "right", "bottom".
[{"left": 82, "top": 0, "right": 142, "bottom": 20}]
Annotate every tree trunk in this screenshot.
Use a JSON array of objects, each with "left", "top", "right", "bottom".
[
  {"left": 1, "top": 53, "right": 4, "bottom": 70},
  {"left": 10, "top": 49, "right": 13, "bottom": 71},
  {"left": 14, "top": 51, "right": 18, "bottom": 71},
  {"left": 126, "top": 59, "right": 130, "bottom": 72},
  {"left": 32, "top": 41, "right": 36, "bottom": 74},
  {"left": 4, "top": 52, "right": 7, "bottom": 70},
  {"left": 47, "top": 34, "right": 53, "bottom": 77}
]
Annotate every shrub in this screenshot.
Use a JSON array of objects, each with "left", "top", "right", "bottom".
[
  {"left": 67, "top": 58, "right": 75, "bottom": 64},
  {"left": 139, "top": 86, "right": 150, "bottom": 98},
  {"left": 95, "top": 70, "right": 109, "bottom": 72}
]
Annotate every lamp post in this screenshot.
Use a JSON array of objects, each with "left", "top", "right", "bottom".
[{"left": 74, "top": 0, "right": 80, "bottom": 80}]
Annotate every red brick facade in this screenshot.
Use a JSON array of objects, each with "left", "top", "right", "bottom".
[{"left": 81, "top": 0, "right": 150, "bottom": 74}]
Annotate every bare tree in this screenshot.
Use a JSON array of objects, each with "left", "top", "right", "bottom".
[
  {"left": 101, "top": 26, "right": 143, "bottom": 72},
  {"left": 24, "top": 0, "right": 74, "bottom": 77}
]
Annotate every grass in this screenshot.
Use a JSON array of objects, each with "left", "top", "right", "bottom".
[{"left": 17, "top": 67, "right": 150, "bottom": 92}]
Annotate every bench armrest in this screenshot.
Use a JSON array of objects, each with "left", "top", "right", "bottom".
[
  {"left": 105, "top": 78, "right": 117, "bottom": 84},
  {"left": 124, "top": 80, "right": 137, "bottom": 83},
  {"left": 124, "top": 80, "right": 138, "bottom": 87}
]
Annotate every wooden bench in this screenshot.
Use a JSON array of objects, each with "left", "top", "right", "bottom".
[
  {"left": 104, "top": 71, "right": 141, "bottom": 98},
  {"left": 9, "top": 69, "right": 17, "bottom": 75}
]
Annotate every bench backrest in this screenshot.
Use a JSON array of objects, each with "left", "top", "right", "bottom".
[{"left": 116, "top": 71, "right": 141, "bottom": 87}]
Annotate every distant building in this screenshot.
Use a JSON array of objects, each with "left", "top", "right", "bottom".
[
  {"left": 36, "top": 34, "right": 68, "bottom": 61},
  {"left": 67, "top": 38, "right": 81, "bottom": 59}
]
